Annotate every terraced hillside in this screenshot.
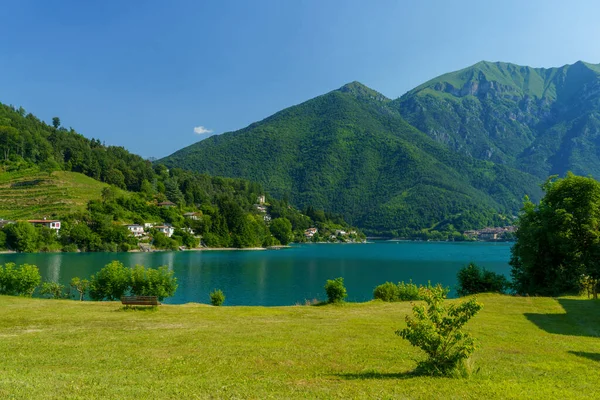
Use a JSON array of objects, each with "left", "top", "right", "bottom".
[{"left": 0, "top": 169, "right": 112, "bottom": 220}]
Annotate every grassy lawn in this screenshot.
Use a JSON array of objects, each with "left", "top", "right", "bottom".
[
  {"left": 0, "top": 169, "right": 116, "bottom": 220},
  {"left": 0, "top": 294, "right": 599, "bottom": 399}
]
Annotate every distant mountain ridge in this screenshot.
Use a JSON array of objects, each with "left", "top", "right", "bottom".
[
  {"left": 395, "top": 60, "right": 600, "bottom": 178},
  {"left": 161, "top": 78, "right": 546, "bottom": 236}
]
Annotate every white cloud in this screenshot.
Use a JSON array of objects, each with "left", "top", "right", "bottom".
[{"left": 193, "top": 126, "right": 213, "bottom": 135}]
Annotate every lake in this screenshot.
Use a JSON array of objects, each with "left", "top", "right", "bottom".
[{"left": 0, "top": 241, "right": 512, "bottom": 305}]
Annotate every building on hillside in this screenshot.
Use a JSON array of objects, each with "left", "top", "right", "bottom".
[
  {"left": 144, "top": 222, "right": 156, "bottom": 229},
  {"left": 28, "top": 219, "right": 61, "bottom": 231},
  {"left": 334, "top": 230, "right": 347, "bottom": 236},
  {"left": 183, "top": 212, "right": 202, "bottom": 220},
  {"left": 257, "top": 195, "right": 266, "bottom": 205},
  {"left": 158, "top": 201, "right": 176, "bottom": 208},
  {"left": 254, "top": 205, "right": 267, "bottom": 213},
  {"left": 155, "top": 224, "right": 175, "bottom": 237},
  {"left": 264, "top": 214, "right": 272, "bottom": 222},
  {"left": 125, "top": 224, "right": 145, "bottom": 237},
  {"left": 304, "top": 227, "right": 318, "bottom": 238}
]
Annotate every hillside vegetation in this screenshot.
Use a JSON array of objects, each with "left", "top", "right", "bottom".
[
  {"left": 0, "top": 168, "right": 113, "bottom": 220},
  {"left": 0, "top": 294, "right": 598, "bottom": 399},
  {"left": 161, "top": 82, "right": 542, "bottom": 236},
  {"left": 396, "top": 60, "right": 600, "bottom": 178},
  {"left": 0, "top": 103, "right": 358, "bottom": 251}
]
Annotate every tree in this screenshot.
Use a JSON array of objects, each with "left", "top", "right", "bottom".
[
  {"left": 70, "top": 277, "right": 90, "bottom": 301},
  {"left": 0, "top": 125, "right": 19, "bottom": 161},
  {"left": 396, "top": 287, "right": 483, "bottom": 376},
  {"left": 209, "top": 289, "right": 225, "bottom": 306},
  {"left": 0, "top": 263, "right": 41, "bottom": 296},
  {"left": 269, "top": 218, "right": 292, "bottom": 245},
  {"left": 456, "top": 263, "right": 509, "bottom": 296},
  {"left": 4, "top": 222, "right": 39, "bottom": 252},
  {"left": 40, "top": 281, "right": 66, "bottom": 299},
  {"left": 130, "top": 264, "right": 178, "bottom": 301},
  {"left": 52, "top": 117, "right": 61, "bottom": 129},
  {"left": 89, "top": 261, "right": 131, "bottom": 301},
  {"left": 324, "top": 277, "right": 347, "bottom": 303},
  {"left": 510, "top": 173, "right": 600, "bottom": 297}
]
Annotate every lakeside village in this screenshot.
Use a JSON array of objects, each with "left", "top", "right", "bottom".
[{"left": 0, "top": 195, "right": 365, "bottom": 252}]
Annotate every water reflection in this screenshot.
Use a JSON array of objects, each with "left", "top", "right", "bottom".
[{"left": 0, "top": 242, "right": 513, "bottom": 306}]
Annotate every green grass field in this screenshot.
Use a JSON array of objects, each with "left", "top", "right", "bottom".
[
  {"left": 0, "top": 294, "right": 599, "bottom": 399},
  {"left": 0, "top": 168, "right": 111, "bottom": 220}
]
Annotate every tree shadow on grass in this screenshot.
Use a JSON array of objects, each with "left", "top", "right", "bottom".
[
  {"left": 524, "top": 298, "right": 600, "bottom": 338},
  {"left": 334, "top": 370, "right": 418, "bottom": 380},
  {"left": 568, "top": 351, "right": 600, "bottom": 363}
]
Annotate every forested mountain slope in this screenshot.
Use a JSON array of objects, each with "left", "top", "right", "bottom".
[
  {"left": 161, "top": 82, "right": 542, "bottom": 236},
  {"left": 0, "top": 103, "right": 356, "bottom": 250},
  {"left": 395, "top": 60, "right": 600, "bottom": 178}
]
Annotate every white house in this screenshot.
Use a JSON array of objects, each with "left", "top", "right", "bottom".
[
  {"left": 28, "top": 219, "right": 61, "bottom": 231},
  {"left": 125, "top": 224, "right": 145, "bottom": 237},
  {"left": 155, "top": 224, "right": 175, "bottom": 237},
  {"left": 183, "top": 212, "right": 202, "bottom": 220},
  {"left": 254, "top": 205, "right": 267, "bottom": 213},
  {"left": 304, "top": 227, "right": 318, "bottom": 238},
  {"left": 257, "top": 195, "right": 266, "bottom": 205}
]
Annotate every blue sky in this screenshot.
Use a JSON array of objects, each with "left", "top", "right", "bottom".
[{"left": 1, "top": 0, "right": 599, "bottom": 158}]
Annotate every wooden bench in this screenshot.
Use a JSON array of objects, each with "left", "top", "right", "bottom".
[{"left": 121, "top": 296, "right": 160, "bottom": 306}]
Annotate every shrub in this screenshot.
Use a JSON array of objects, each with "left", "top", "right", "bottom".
[
  {"left": 374, "top": 280, "right": 449, "bottom": 302},
  {"left": 424, "top": 281, "right": 450, "bottom": 299},
  {"left": 397, "top": 280, "right": 421, "bottom": 301},
  {"left": 40, "top": 281, "right": 66, "bottom": 299},
  {"left": 70, "top": 277, "right": 90, "bottom": 301},
  {"left": 373, "top": 281, "right": 400, "bottom": 301},
  {"left": 325, "top": 277, "right": 347, "bottom": 303},
  {"left": 210, "top": 289, "right": 225, "bottom": 306},
  {"left": 89, "top": 261, "right": 131, "bottom": 301},
  {"left": 396, "top": 287, "right": 483, "bottom": 376},
  {"left": 0, "top": 263, "right": 41, "bottom": 296},
  {"left": 457, "top": 263, "right": 509, "bottom": 297},
  {"left": 130, "top": 264, "right": 178, "bottom": 301}
]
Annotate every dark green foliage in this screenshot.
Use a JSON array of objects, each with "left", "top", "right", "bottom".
[
  {"left": 457, "top": 263, "right": 509, "bottom": 296},
  {"left": 130, "top": 265, "right": 178, "bottom": 301},
  {"left": 373, "top": 282, "right": 400, "bottom": 301},
  {"left": 511, "top": 173, "right": 600, "bottom": 297},
  {"left": 324, "top": 277, "right": 347, "bottom": 303},
  {"left": 396, "top": 287, "right": 483, "bottom": 376},
  {"left": 0, "top": 263, "right": 41, "bottom": 296},
  {"left": 160, "top": 82, "right": 542, "bottom": 236},
  {"left": 40, "top": 281, "right": 66, "bottom": 299},
  {"left": 209, "top": 289, "right": 225, "bottom": 306},
  {"left": 89, "top": 261, "right": 131, "bottom": 301},
  {"left": 269, "top": 217, "right": 292, "bottom": 245}
]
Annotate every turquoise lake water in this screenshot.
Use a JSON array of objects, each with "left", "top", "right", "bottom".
[{"left": 0, "top": 241, "right": 512, "bottom": 305}]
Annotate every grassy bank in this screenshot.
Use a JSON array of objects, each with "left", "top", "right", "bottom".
[{"left": 0, "top": 294, "right": 599, "bottom": 399}]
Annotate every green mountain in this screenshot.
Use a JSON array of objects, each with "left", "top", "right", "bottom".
[
  {"left": 161, "top": 82, "right": 542, "bottom": 236},
  {"left": 395, "top": 60, "right": 600, "bottom": 178},
  {"left": 0, "top": 102, "right": 356, "bottom": 251}
]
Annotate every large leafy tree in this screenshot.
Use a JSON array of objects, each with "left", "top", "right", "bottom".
[{"left": 510, "top": 173, "right": 600, "bottom": 297}]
